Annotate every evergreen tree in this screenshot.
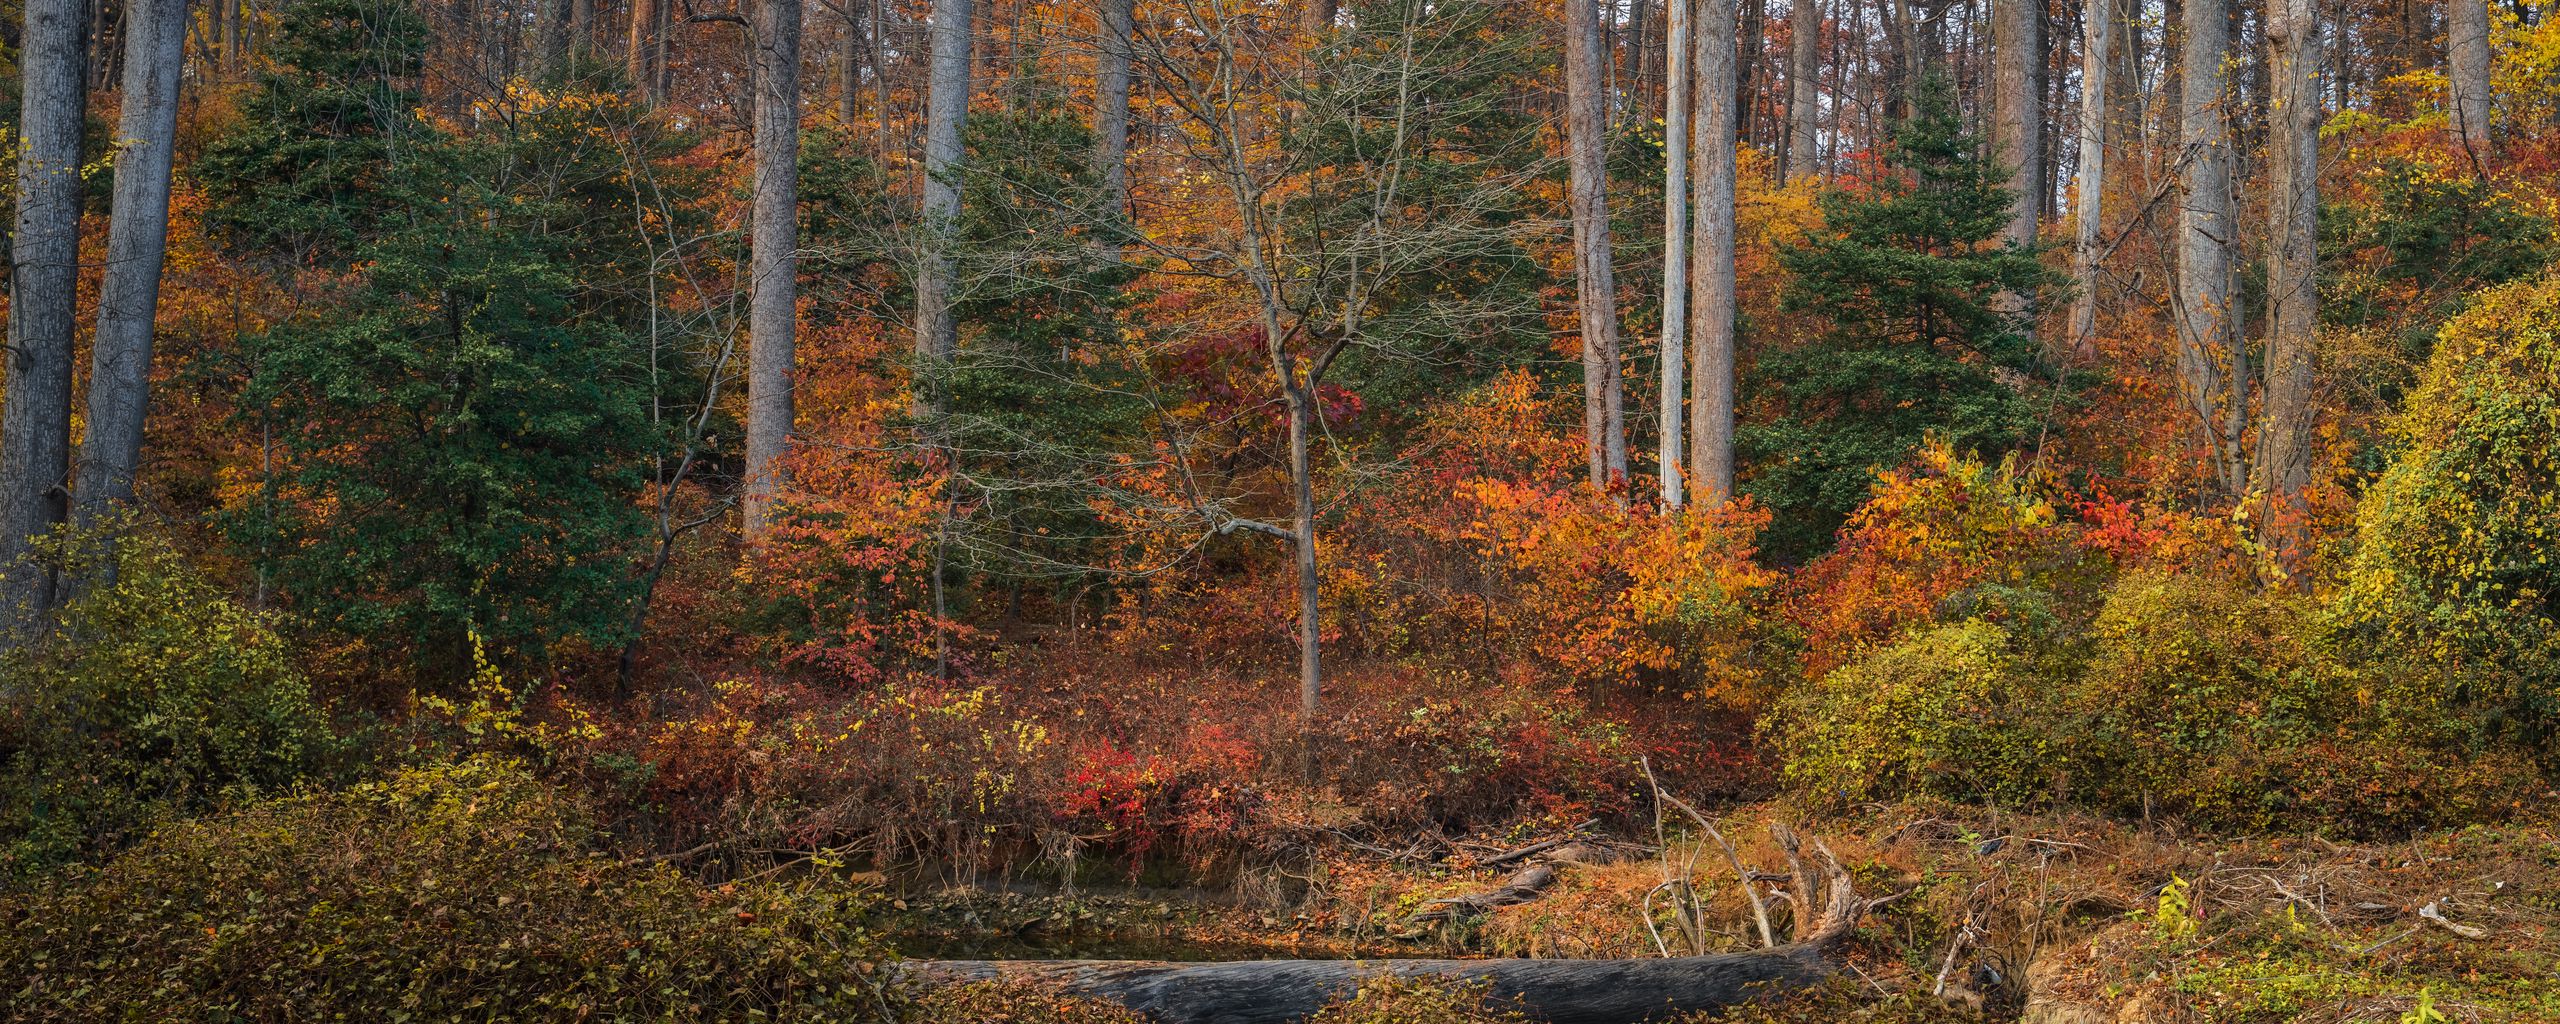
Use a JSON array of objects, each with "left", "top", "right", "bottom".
[{"left": 1744, "top": 75, "right": 2065, "bottom": 558}]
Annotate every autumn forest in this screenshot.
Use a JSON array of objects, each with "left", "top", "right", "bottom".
[{"left": 3, "top": 0, "right": 2560, "bottom": 1017}]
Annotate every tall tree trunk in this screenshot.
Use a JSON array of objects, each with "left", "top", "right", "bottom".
[
  {"left": 1661, "top": 0, "right": 1691, "bottom": 507},
  {"left": 1286, "top": 378, "right": 1321, "bottom": 718},
  {"left": 570, "top": 0, "right": 594, "bottom": 61},
  {"left": 741, "top": 0, "right": 804, "bottom": 539},
  {"left": 1, "top": 0, "right": 86, "bottom": 637},
  {"left": 1094, "top": 0, "right": 1134, "bottom": 223},
  {"left": 1567, "top": 0, "right": 1627, "bottom": 489},
  {"left": 71, "top": 0, "right": 186, "bottom": 536},
  {"left": 2446, "top": 0, "right": 2491, "bottom": 163},
  {"left": 2255, "top": 0, "right": 2318, "bottom": 505},
  {"left": 2067, "top": 0, "right": 2111, "bottom": 359},
  {"left": 2175, "top": 0, "right": 2244, "bottom": 497},
  {"left": 543, "top": 0, "right": 573, "bottom": 72},
  {"left": 1786, "top": 0, "right": 1821, "bottom": 182},
  {"left": 1304, "top": 0, "right": 1335, "bottom": 36},
  {"left": 1690, "top": 0, "right": 1739, "bottom": 505},
  {"left": 914, "top": 0, "right": 974, "bottom": 419},
  {"left": 1992, "top": 0, "right": 2040, "bottom": 245},
  {"left": 626, "top": 0, "right": 660, "bottom": 102},
  {"left": 841, "top": 1, "right": 864, "bottom": 127}
]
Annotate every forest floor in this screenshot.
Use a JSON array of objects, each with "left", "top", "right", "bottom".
[{"left": 863, "top": 801, "right": 2560, "bottom": 1022}]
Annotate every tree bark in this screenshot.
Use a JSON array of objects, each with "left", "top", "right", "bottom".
[
  {"left": 1689, "top": 0, "right": 1739, "bottom": 505},
  {"left": 913, "top": 0, "right": 974, "bottom": 419},
  {"left": 627, "top": 0, "right": 662, "bottom": 103},
  {"left": 1304, "top": 0, "right": 1335, "bottom": 37},
  {"left": 1991, "top": 0, "right": 2040, "bottom": 324},
  {"left": 1, "top": 0, "right": 86, "bottom": 636},
  {"left": 1785, "top": 0, "right": 1821, "bottom": 182},
  {"left": 1286, "top": 378, "right": 1322, "bottom": 719},
  {"left": 72, "top": 0, "right": 187, "bottom": 532},
  {"left": 1660, "top": 0, "right": 1691, "bottom": 507},
  {"left": 2446, "top": 0, "right": 2490, "bottom": 163},
  {"left": 2175, "top": 0, "right": 2243, "bottom": 497},
  {"left": 2067, "top": 0, "right": 2111, "bottom": 359},
  {"left": 1095, "top": 0, "right": 1134, "bottom": 223},
  {"left": 1567, "top": 0, "right": 1627, "bottom": 489},
  {"left": 2255, "top": 0, "right": 2318, "bottom": 504},
  {"left": 741, "top": 0, "right": 804, "bottom": 540}
]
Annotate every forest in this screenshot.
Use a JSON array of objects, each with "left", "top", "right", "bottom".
[{"left": 2, "top": 0, "right": 2559, "bottom": 1017}]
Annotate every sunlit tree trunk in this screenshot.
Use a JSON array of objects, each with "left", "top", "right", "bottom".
[
  {"left": 627, "top": 0, "right": 663, "bottom": 103},
  {"left": 2067, "top": 0, "right": 2112, "bottom": 360},
  {"left": 0, "top": 0, "right": 86, "bottom": 637},
  {"left": 1567, "top": 0, "right": 1627, "bottom": 488},
  {"left": 914, "top": 0, "right": 974, "bottom": 418},
  {"left": 1991, "top": 0, "right": 2040, "bottom": 329},
  {"left": 2256, "top": 0, "right": 2319, "bottom": 504},
  {"left": 2447, "top": 0, "right": 2490, "bottom": 162},
  {"left": 73, "top": 0, "right": 187, "bottom": 532},
  {"left": 741, "top": 0, "right": 803, "bottom": 539},
  {"left": 1660, "top": 0, "right": 1691, "bottom": 507},
  {"left": 1690, "top": 0, "right": 1738, "bottom": 505},
  {"left": 2176, "top": 0, "right": 2245, "bottom": 496},
  {"left": 1095, "top": 0, "right": 1134, "bottom": 223},
  {"left": 1786, "top": 0, "right": 1821, "bottom": 182}
]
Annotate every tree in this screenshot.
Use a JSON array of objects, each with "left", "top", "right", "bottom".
[
  {"left": 1990, "top": 0, "right": 2039, "bottom": 256},
  {"left": 914, "top": 0, "right": 975, "bottom": 419},
  {"left": 2175, "top": 0, "right": 2244, "bottom": 497},
  {"left": 1661, "top": 0, "right": 1693, "bottom": 507},
  {"left": 1690, "top": 0, "right": 1739, "bottom": 504},
  {"left": 72, "top": 0, "right": 191, "bottom": 536},
  {"left": 2447, "top": 0, "right": 2492, "bottom": 163},
  {"left": 2067, "top": 0, "right": 2113, "bottom": 359},
  {"left": 1094, "top": 0, "right": 1136, "bottom": 223},
  {"left": 1745, "top": 76, "right": 2062, "bottom": 558},
  {"left": 2254, "top": 0, "right": 2320, "bottom": 508},
  {"left": 742, "top": 0, "right": 805, "bottom": 539},
  {"left": 0, "top": 0, "right": 89, "bottom": 637},
  {"left": 1785, "top": 0, "right": 1821, "bottom": 184},
  {"left": 1565, "top": 0, "right": 1627, "bottom": 488}
]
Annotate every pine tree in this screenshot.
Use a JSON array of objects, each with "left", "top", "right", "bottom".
[{"left": 1744, "top": 75, "right": 2064, "bottom": 558}]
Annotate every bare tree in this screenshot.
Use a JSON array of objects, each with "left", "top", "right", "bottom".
[
  {"left": 913, "top": 0, "right": 975, "bottom": 418},
  {"left": 1661, "top": 0, "right": 1691, "bottom": 507},
  {"left": 2067, "top": 0, "right": 2112, "bottom": 359},
  {"left": 740, "top": 0, "right": 805, "bottom": 539},
  {"left": 1566, "top": 0, "right": 1627, "bottom": 487},
  {"left": 2446, "top": 0, "right": 2491, "bottom": 164},
  {"left": 0, "top": 0, "right": 87, "bottom": 636},
  {"left": 1785, "top": 0, "right": 1821, "bottom": 183},
  {"left": 2255, "top": 0, "right": 2319, "bottom": 505},
  {"left": 1689, "top": 0, "right": 1739, "bottom": 505},
  {"left": 2175, "top": 0, "right": 2244, "bottom": 496},
  {"left": 71, "top": 0, "right": 189, "bottom": 536}
]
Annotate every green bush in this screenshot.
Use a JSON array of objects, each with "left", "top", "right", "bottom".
[
  {"left": 0, "top": 758, "right": 897, "bottom": 1022},
  {"left": 0, "top": 529, "right": 341, "bottom": 875},
  {"left": 2332, "top": 271, "right": 2560, "bottom": 760},
  {"left": 1768, "top": 620, "right": 2050, "bottom": 808}
]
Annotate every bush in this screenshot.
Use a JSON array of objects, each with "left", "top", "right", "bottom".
[
  {"left": 2333, "top": 271, "right": 2560, "bottom": 760},
  {"left": 0, "top": 758, "right": 897, "bottom": 1022},
  {"left": 1768, "top": 620, "right": 2049, "bottom": 808},
  {"left": 0, "top": 528, "right": 341, "bottom": 875}
]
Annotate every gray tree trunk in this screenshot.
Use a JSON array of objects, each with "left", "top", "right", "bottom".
[
  {"left": 741, "top": 0, "right": 804, "bottom": 539},
  {"left": 1785, "top": 0, "right": 1821, "bottom": 182},
  {"left": 2446, "top": 0, "right": 2491, "bottom": 162},
  {"left": 1689, "top": 0, "right": 1739, "bottom": 505},
  {"left": 1567, "top": 0, "right": 1627, "bottom": 489},
  {"left": 2067, "top": 0, "right": 2111, "bottom": 360},
  {"left": 1660, "top": 0, "right": 1691, "bottom": 507},
  {"left": 2255, "top": 0, "right": 2319, "bottom": 502},
  {"left": 72, "top": 0, "right": 187, "bottom": 532},
  {"left": 1, "top": 0, "right": 87, "bottom": 635},
  {"left": 842, "top": 2, "right": 865, "bottom": 128},
  {"left": 1094, "top": 0, "right": 1134, "bottom": 223},
  {"left": 1287, "top": 379, "right": 1321, "bottom": 718},
  {"left": 1990, "top": 0, "right": 2040, "bottom": 330},
  {"left": 913, "top": 0, "right": 974, "bottom": 419},
  {"left": 2175, "top": 0, "right": 2245, "bottom": 496}
]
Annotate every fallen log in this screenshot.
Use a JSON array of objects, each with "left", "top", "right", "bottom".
[
  {"left": 903, "top": 835, "right": 1866, "bottom": 1024},
  {"left": 1404, "top": 863, "right": 1559, "bottom": 926}
]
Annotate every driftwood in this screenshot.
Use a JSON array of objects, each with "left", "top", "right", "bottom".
[
  {"left": 903, "top": 838, "right": 1866, "bottom": 1024},
  {"left": 1404, "top": 863, "right": 1560, "bottom": 925}
]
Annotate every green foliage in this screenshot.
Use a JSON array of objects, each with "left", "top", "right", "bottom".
[
  {"left": 2320, "top": 158, "right": 2556, "bottom": 348},
  {"left": 2333, "top": 271, "right": 2560, "bottom": 761},
  {"left": 0, "top": 758, "right": 897, "bottom": 1022},
  {"left": 193, "top": 0, "right": 430, "bottom": 264},
  {"left": 218, "top": 83, "right": 693, "bottom": 682},
  {"left": 0, "top": 527, "right": 340, "bottom": 876},
  {"left": 1746, "top": 75, "right": 2065, "bottom": 559},
  {"left": 1768, "top": 619, "right": 2048, "bottom": 808}
]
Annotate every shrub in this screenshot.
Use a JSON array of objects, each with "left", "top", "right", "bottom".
[
  {"left": 0, "top": 528, "right": 341, "bottom": 875},
  {"left": 2332, "top": 271, "right": 2560, "bottom": 760},
  {"left": 0, "top": 758, "right": 896, "bottom": 1022},
  {"left": 1768, "top": 620, "right": 2049, "bottom": 808}
]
